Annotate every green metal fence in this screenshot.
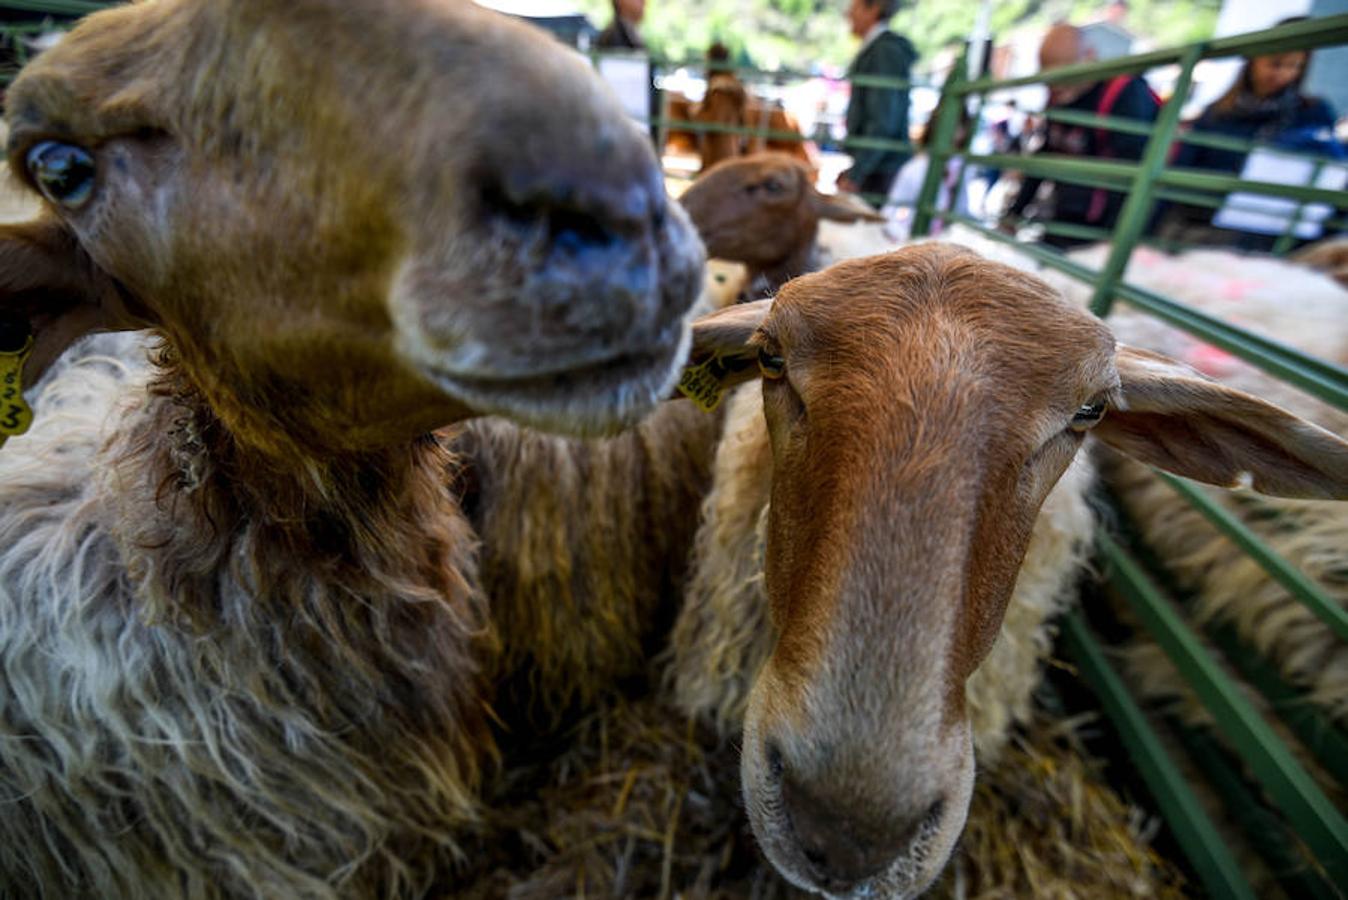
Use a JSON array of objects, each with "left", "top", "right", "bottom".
[{"left": 910, "top": 15, "right": 1348, "bottom": 898}]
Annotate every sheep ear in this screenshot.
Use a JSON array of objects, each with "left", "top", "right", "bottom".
[
  {"left": 0, "top": 217, "right": 147, "bottom": 387},
  {"left": 1094, "top": 345, "right": 1348, "bottom": 499},
  {"left": 674, "top": 299, "right": 771, "bottom": 408},
  {"left": 811, "top": 189, "right": 884, "bottom": 223}
]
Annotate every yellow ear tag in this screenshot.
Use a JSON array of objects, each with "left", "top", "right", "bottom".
[
  {"left": 677, "top": 357, "right": 726, "bottom": 413},
  {"left": 0, "top": 336, "right": 35, "bottom": 448},
  {"left": 678, "top": 353, "right": 757, "bottom": 413}
]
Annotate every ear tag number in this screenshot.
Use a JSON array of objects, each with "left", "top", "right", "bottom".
[
  {"left": 0, "top": 336, "right": 35, "bottom": 447},
  {"left": 677, "top": 353, "right": 755, "bottom": 413},
  {"left": 678, "top": 357, "right": 727, "bottom": 412}
]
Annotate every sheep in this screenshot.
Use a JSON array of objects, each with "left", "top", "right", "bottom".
[
  {"left": 662, "top": 243, "right": 1348, "bottom": 899},
  {"left": 0, "top": 1, "right": 707, "bottom": 897},
  {"left": 678, "top": 153, "right": 883, "bottom": 296},
  {"left": 686, "top": 73, "right": 815, "bottom": 174},
  {"left": 1037, "top": 243, "right": 1348, "bottom": 727},
  {"left": 680, "top": 161, "right": 1348, "bottom": 735},
  {"left": 1293, "top": 235, "right": 1348, "bottom": 289}
]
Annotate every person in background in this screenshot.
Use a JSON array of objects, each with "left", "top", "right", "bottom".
[
  {"left": 596, "top": 0, "right": 645, "bottom": 50},
  {"left": 836, "top": 0, "right": 917, "bottom": 205},
  {"left": 1003, "top": 23, "right": 1160, "bottom": 248},
  {"left": 1184, "top": 19, "right": 1339, "bottom": 169},
  {"left": 978, "top": 114, "right": 1022, "bottom": 203},
  {"left": 1157, "top": 17, "right": 1344, "bottom": 249},
  {"left": 881, "top": 102, "right": 977, "bottom": 241}
]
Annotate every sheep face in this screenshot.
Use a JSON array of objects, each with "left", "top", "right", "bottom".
[
  {"left": 735, "top": 245, "right": 1117, "bottom": 899},
  {"left": 2, "top": 0, "right": 703, "bottom": 453},
  {"left": 684, "top": 241, "right": 1348, "bottom": 899},
  {"left": 679, "top": 153, "right": 878, "bottom": 291}
]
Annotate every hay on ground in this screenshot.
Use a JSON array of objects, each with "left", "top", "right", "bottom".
[{"left": 455, "top": 694, "right": 1187, "bottom": 899}]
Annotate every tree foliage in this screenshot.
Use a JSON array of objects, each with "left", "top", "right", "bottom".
[{"left": 575, "top": 0, "right": 1222, "bottom": 73}]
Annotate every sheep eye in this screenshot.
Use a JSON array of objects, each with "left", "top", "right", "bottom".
[
  {"left": 1070, "top": 398, "right": 1107, "bottom": 432},
  {"left": 27, "top": 141, "right": 96, "bottom": 209},
  {"left": 757, "top": 346, "right": 785, "bottom": 380}
]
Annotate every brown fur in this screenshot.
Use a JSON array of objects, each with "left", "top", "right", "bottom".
[
  {"left": 666, "top": 243, "right": 1348, "bottom": 899},
  {"left": 449, "top": 400, "right": 724, "bottom": 728},
  {"left": 679, "top": 153, "right": 881, "bottom": 295},
  {"left": 688, "top": 73, "right": 814, "bottom": 173},
  {"left": 6, "top": 0, "right": 703, "bottom": 450},
  {"left": 0, "top": 1, "right": 704, "bottom": 896}
]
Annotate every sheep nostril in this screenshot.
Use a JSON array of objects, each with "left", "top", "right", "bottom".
[
  {"left": 922, "top": 797, "right": 945, "bottom": 831},
  {"left": 548, "top": 206, "right": 612, "bottom": 253},
  {"left": 480, "top": 166, "right": 653, "bottom": 253},
  {"left": 765, "top": 740, "right": 785, "bottom": 780}
]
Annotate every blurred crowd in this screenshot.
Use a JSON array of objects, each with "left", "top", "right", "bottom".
[{"left": 591, "top": 0, "right": 1345, "bottom": 253}]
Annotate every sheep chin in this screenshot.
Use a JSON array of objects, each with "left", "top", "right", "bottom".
[
  {"left": 420, "top": 323, "right": 693, "bottom": 436},
  {"left": 740, "top": 681, "right": 974, "bottom": 900}
]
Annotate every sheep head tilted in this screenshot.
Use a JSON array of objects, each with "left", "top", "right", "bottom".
[
  {"left": 0, "top": 0, "right": 704, "bottom": 455},
  {"left": 680, "top": 153, "right": 879, "bottom": 295},
  {"left": 684, "top": 242, "right": 1348, "bottom": 900}
]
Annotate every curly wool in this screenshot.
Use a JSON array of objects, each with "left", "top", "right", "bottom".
[
  {"left": 0, "top": 343, "right": 492, "bottom": 900},
  {"left": 1093, "top": 256, "right": 1348, "bottom": 727}
]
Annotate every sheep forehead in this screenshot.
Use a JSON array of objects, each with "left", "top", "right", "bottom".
[
  {"left": 769, "top": 245, "right": 1117, "bottom": 401},
  {"left": 703, "top": 153, "right": 808, "bottom": 188}
]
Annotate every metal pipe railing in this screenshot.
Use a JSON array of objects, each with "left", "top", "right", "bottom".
[
  {"left": 964, "top": 153, "right": 1348, "bottom": 208},
  {"left": 958, "top": 15, "right": 1348, "bottom": 94},
  {"left": 1089, "top": 44, "right": 1201, "bottom": 315},
  {"left": 1098, "top": 531, "right": 1348, "bottom": 884},
  {"left": 931, "top": 212, "right": 1348, "bottom": 412},
  {"left": 1061, "top": 609, "right": 1256, "bottom": 900},
  {"left": 1042, "top": 107, "right": 1348, "bottom": 168},
  {"left": 1157, "top": 474, "right": 1348, "bottom": 644},
  {"left": 0, "top": 0, "right": 106, "bottom": 15}
]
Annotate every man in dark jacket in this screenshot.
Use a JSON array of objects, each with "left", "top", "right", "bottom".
[
  {"left": 838, "top": 0, "right": 917, "bottom": 203},
  {"left": 1006, "top": 24, "right": 1160, "bottom": 248},
  {"left": 596, "top": 0, "right": 645, "bottom": 50}
]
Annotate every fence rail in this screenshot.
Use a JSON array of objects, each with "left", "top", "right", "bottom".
[{"left": 911, "top": 16, "right": 1348, "bottom": 898}]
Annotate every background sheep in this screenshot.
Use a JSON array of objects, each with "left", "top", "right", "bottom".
[
  {"left": 0, "top": 2, "right": 705, "bottom": 897},
  {"left": 678, "top": 153, "right": 882, "bottom": 296},
  {"left": 1293, "top": 235, "right": 1348, "bottom": 288},
  {"left": 685, "top": 72, "right": 815, "bottom": 174}
]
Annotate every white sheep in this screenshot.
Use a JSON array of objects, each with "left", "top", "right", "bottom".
[{"left": 1058, "top": 243, "right": 1348, "bottom": 727}]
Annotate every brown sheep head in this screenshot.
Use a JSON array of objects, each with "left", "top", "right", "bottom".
[
  {"left": 0, "top": 0, "right": 704, "bottom": 456},
  {"left": 679, "top": 153, "right": 880, "bottom": 295},
  {"left": 684, "top": 243, "right": 1348, "bottom": 899},
  {"left": 693, "top": 73, "right": 749, "bottom": 172}
]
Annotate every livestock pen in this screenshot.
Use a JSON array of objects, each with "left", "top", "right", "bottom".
[
  {"left": 2, "top": 2, "right": 1344, "bottom": 897},
  {"left": 907, "top": 17, "right": 1348, "bottom": 899},
  {"left": 616, "top": 14, "right": 1348, "bottom": 898}
]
